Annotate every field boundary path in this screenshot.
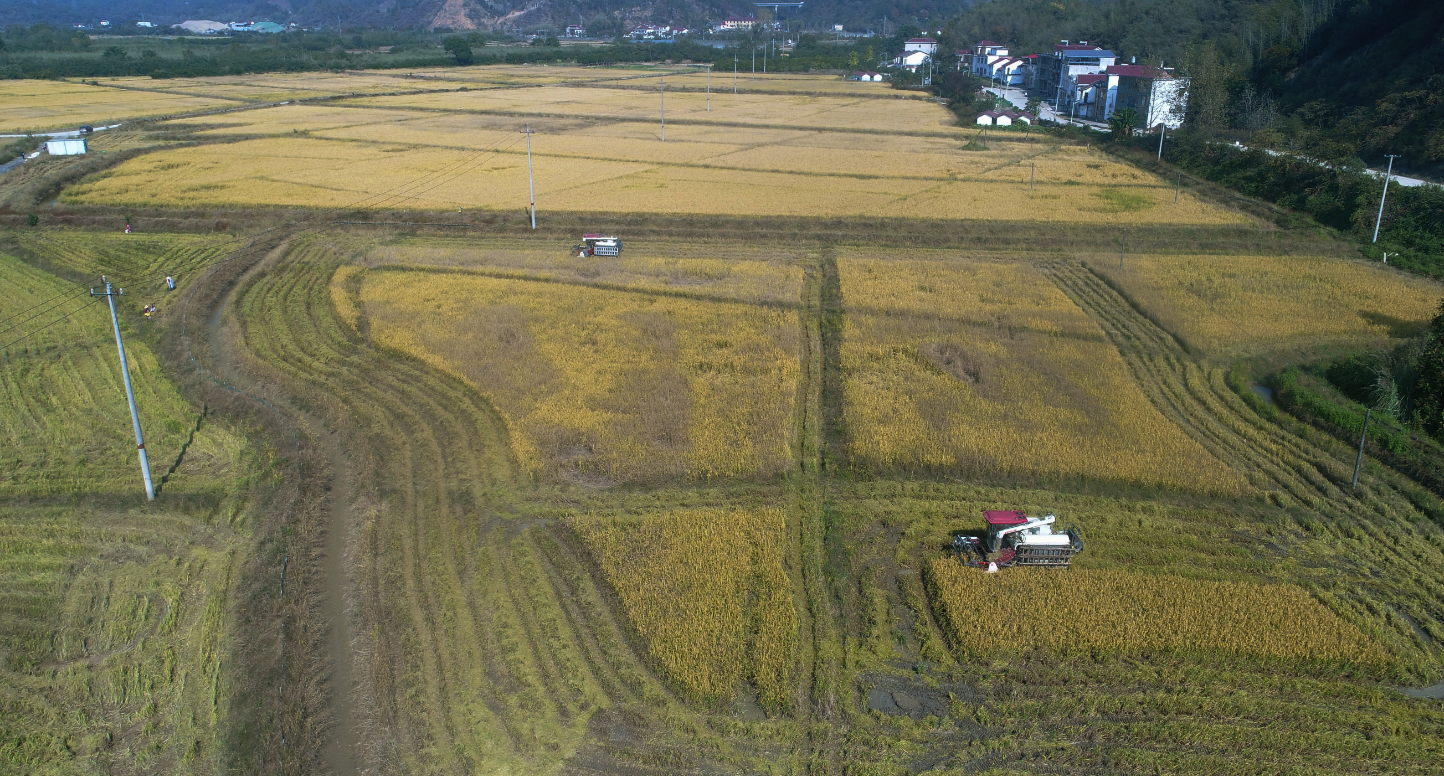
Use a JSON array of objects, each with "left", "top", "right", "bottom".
[{"left": 187, "top": 241, "right": 361, "bottom": 775}]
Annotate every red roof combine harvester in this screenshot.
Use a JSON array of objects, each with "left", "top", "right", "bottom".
[{"left": 954, "top": 510, "right": 1083, "bottom": 571}]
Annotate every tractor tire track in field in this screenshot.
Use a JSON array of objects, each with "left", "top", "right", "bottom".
[
  {"left": 202, "top": 244, "right": 361, "bottom": 775},
  {"left": 232, "top": 243, "right": 697, "bottom": 775},
  {"left": 1044, "top": 260, "right": 1444, "bottom": 658}
]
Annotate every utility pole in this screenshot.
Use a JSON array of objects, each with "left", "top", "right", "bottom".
[
  {"left": 1120, "top": 229, "right": 1127, "bottom": 269},
  {"left": 1352, "top": 408, "right": 1372, "bottom": 488},
  {"left": 734, "top": 53, "right": 738, "bottom": 93},
  {"left": 1030, "top": 161, "right": 1035, "bottom": 191},
  {"left": 1157, "top": 122, "right": 1166, "bottom": 160},
  {"left": 1175, "top": 172, "right": 1181, "bottom": 203},
  {"left": 752, "top": 43, "right": 756, "bottom": 79},
  {"left": 526, "top": 124, "right": 536, "bottom": 229},
  {"left": 706, "top": 63, "right": 711, "bottom": 111},
  {"left": 91, "top": 277, "right": 154, "bottom": 501},
  {"left": 1373, "top": 154, "right": 1401, "bottom": 243},
  {"left": 660, "top": 77, "right": 665, "bottom": 140}
]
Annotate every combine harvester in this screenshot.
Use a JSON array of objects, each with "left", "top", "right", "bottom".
[
  {"left": 572, "top": 233, "right": 623, "bottom": 257},
  {"left": 954, "top": 510, "right": 1083, "bottom": 571}
]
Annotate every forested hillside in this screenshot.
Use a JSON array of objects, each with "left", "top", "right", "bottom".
[{"left": 942, "top": 0, "right": 1444, "bottom": 176}]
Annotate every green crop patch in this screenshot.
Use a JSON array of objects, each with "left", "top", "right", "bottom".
[{"left": 1094, "top": 187, "right": 1155, "bottom": 212}]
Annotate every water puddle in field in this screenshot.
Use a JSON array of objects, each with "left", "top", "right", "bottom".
[
  {"left": 1251, "top": 384, "right": 1275, "bottom": 404},
  {"left": 1402, "top": 681, "right": 1444, "bottom": 700}
]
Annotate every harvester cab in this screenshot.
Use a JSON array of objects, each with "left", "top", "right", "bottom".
[
  {"left": 572, "top": 234, "right": 622, "bottom": 257},
  {"left": 954, "top": 510, "right": 1083, "bottom": 570}
]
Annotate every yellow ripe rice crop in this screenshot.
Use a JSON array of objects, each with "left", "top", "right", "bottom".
[
  {"left": 568, "top": 508, "right": 795, "bottom": 707},
  {"left": 330, "top": 265, "right": 364, "bottom": 330},
  {"left": 343, "top": 85, "right": 957, "bottom": 132},
  {"left": 63, "top": 135, "right": 613, "bottom": 211},
  {"left": 65, "top": 135, "right": 1245, "bottom": 224},
  {"left": 927, "top": 561, "right": 1388, "bottom": 664},
  {"left": 1086, "top": 253, "right": 1443, "bottom": 354},
  {"left": 356, "top": 268, "right": 800, "bottom": 482},
  {"left": 60, "top": 77, "right": 1248, "bottom": 223},
  {"left": 106, "top": 71, "right": 425, "bottom": 102},
  {"left": 171, "top": 105, "right": 438, "bottom": 136},
  {"left": 661, "top": 70, "right": 913, "bottom": 95},
  {"left": 839, "top": 257, "right": 1248, "bottom": 493},
  {"left": 0, "top": 80, "right": 237, "bottom": 132}
]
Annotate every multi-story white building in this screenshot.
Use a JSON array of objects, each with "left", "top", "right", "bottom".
[
  {"left": 968, "top": 40, "right": 1010, "bottom": 78},
  {"left": 1037, "top": 42, "right": 1117, "bottom": 111},
  {"left": 1096, "top": 64, "right": 1189, "bottom": 129},
  {"left": 904, "top": 37, "right": 937, "bottom": 55}
]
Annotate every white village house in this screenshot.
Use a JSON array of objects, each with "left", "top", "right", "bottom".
[
  {"left": 975, "top": 110, "right": 1033, "bottom": 126},
  {"left": 891, "top": 50, "right": 931, "bottom": 72},
  {"left": 904, "top": 37, "right": 938, "bottom": 55},
  {"left": 968, "top": 40, "right": 1009, "bottom": 78},
  {"left": 1095, "top": 64, "right": 1189, "bottom": 129}
]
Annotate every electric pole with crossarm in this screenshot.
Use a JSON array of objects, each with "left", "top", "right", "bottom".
[{"left": 91, "top": 276, "right": 155, "bottom": 500}]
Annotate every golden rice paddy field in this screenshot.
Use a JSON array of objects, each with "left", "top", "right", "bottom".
[
  {"left": 338, "top": 85, "right": 959, "bottom": 131},
  {"left": 65, "top": 86, "right": 1242, "bottom": 223},
  {"left": 567, "top": 508, "right": 795, "bottom": 708},
  {"left": 838, "top": 254, "right": 1249, "bottom": 491},
  {"left": 102, "top": 71, "right": 431, "bottom": 103},
  {"left": 927, "top": 562, "right": 1387, "bottom": 663},
  {"left": 651, "top": 68, "right": 913, "bottom": 95},
  {"left": 1086, "top": 253, "right": 1442, "bottom": 355},
  {"left": 353, "top": 257, "right": 801, "bottom": 483},
  {"left": 0, "top": 79, "right": 239, "bottom": 133}
]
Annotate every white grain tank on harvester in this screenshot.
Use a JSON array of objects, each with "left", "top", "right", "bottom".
[
  {"left": 953, "top": 510, "right": 1083, "bottom": 569},
  {"left": 573, "top": 234, "right": 622, "bottom": 257}
]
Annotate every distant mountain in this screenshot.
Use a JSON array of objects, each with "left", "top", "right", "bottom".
[
  {"left": 0, "top": 0, "right": 723, "bottom": 31},
  {"left": 2, "top": 0, "right": 976, "bottom": 32}
]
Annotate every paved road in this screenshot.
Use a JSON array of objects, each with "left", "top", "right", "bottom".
[
  {"left": 0, "top": 123, "right": 122, "bottom": 139},
  {"left": 983, "top": 86, "right": 1058, "bottom": 121}
]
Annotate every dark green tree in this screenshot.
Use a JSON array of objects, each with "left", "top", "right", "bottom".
[
  {"left": 1412, "top": 301, "right": 1444, "bottom": 438},
  {"left": 1109, "top": 108, "right": 1140, "bottom": 138},
  {"left": 442, "top": 35, "right": 473, "bottom": 65}
]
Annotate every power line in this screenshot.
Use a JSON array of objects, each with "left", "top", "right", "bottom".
[
  {"left": 0, "top": 287, "right": 97, "bottom": 339},
  {"left": 0, "top": 283, "right": 98, "bottom": 332},
  {"left": 0, "top": 298, "right": 98, "bottom": 352}
]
